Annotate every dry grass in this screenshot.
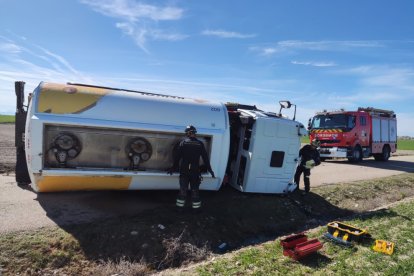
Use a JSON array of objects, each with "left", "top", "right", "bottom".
[
  {"left": 158, "top": 228, "right": 210, "bottom": 270},
  {"left": 92, "top": 258, "right": 150, "bottom": 276}
]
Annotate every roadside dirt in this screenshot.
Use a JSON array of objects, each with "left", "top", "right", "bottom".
[{"left": 0, "top": 124, "right": 15, "bottom": 174}]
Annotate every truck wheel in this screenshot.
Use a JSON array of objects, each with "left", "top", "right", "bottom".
[
  {"left": 348, "top": 146, "right": 362, "bottom": 163},
  {"left": 375, "top": 145, "right": 390, "bottom": 161}
]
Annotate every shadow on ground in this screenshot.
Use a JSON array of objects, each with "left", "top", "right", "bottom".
[{"left": 35, "top": 185, "right": 356, "bottom": 270}]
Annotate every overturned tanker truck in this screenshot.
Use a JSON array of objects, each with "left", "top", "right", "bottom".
[{"left": 14, "top": 81, "right": 307, "bottom": 193}]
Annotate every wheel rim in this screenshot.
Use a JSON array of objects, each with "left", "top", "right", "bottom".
[
  {"left": 354, "top": 148, "right": 361, "bottom": 160},
  {"left": 384, "top": 147, "right": 390, "bottom": 159}
]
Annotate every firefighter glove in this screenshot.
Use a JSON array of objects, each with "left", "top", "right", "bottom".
[{"left": 304, "top": 160, "right": 315, "bottom": 169}]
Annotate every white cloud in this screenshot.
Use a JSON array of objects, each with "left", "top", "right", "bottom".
[
  {"left": 251, "top": 40, "right": 385, "bottom": 56},
  {"left": 249, "top": 46, "right": 281, "bottom": 56},
  {"left": 0, "top": 42, "right": 22, "bottom": 54},
  {"left": 0, "top": 37, "right": 96, "bottom": 113},
  {"left": 36, "top": 46, "right": 82, "bottom": 77},
  {"left": 278, "top": 40, "right": 383, "bottom": 50},
  {"left": 201, "top": 29, "right": 256, "bottom": 39},
  {"left": 291, "top": 60, "right": 336, "bottom": 67},
  {"left": 339, "top": 65, "right": 414, "bottom": 94},
  {"left": 80, "top": 0, "right": 187, "bottom": 52},
  {"left": 79, "top": 0, "right": 183, "bottom": 21},
  {"left": 150, "top": 30, "right": 188, "bottom": 41}
]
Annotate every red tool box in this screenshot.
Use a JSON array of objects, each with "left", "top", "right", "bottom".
[{"left": 280, "top": 232, "right": 323, "bottom": 260}]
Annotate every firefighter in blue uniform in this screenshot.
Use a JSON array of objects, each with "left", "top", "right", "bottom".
[
  {"left": 294, "top": 140, "right": 321, "bottom": 195},
  {"left": 168, "top": 125, "right": 215, "bottom": 212}
]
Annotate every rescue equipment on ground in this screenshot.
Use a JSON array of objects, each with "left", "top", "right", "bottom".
[
  {"left": 372, "top": 239, "right": 394, "bottom": 255},
  {"left": 323, "top": 221, "right": 371, "bottom": 246},
  {"left": 280, "top": 232, "right": 323, "bottom": 260}
]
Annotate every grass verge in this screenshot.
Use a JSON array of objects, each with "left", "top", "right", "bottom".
[
  {"left": 0, "top": 115, "right": 15, "bottom": 124},
  {"left": 197, "top": 198, "right": 414, "bottom": 275}
]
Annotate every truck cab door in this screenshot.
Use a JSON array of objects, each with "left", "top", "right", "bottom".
[{"left": 359, "top": 115, "right": 369, "bottom": 147}]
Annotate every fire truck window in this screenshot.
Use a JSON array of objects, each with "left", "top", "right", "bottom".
[
  {"left": 347, "top": 116, "right": 356, "bottom": 129},
  {"left": 360, "top": 116, "right": 367, "bottom": 126},
  {"left": 311, "top": 117, "right": 321, "bottom": 128}
]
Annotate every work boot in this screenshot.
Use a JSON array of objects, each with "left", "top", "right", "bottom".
[
  {"left": 175, "top": 206, "right": 185, "bottom": 214},
  {"left": 192, "top": 208, "right": 202, "bottom": 215}
]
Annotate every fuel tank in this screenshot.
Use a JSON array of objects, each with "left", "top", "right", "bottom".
[{"left": 25, "top": 82, "right": 230, "bottom": 192}]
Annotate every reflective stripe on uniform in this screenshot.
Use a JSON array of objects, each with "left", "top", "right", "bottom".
[
  {"left": 176, "top": 199, "right": 185, "bottom": 207},
  {"left": 305, "top": 176, "right": 310, "bottom": 178},
  {"left": 192, "top": 202, "right": 202, "bottom": 208}
]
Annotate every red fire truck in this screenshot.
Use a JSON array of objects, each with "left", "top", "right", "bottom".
[{"left": 308, "top": 107, "right": 397, "bottom": 162}]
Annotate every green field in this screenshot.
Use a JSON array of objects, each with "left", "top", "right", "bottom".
[
  {"left": 397, "top": 139, "right": 414, "bottom": 150},
  {"left": 0, "top": 114, "right": 15, "bottom": 123}
]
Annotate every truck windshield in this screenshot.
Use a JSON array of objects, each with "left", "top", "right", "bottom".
[{"left": 311, "top": 114, "right": 355, "bottom": 130}]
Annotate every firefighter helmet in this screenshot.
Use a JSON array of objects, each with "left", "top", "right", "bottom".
[{"left": 185, "top": 125, "right": 197, "bottom": 134}]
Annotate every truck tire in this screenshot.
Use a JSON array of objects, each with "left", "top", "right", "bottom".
[
  {"left": 374, "top": 145, "right": 390, "bottom": 161},
  {"left": 348, "top": 145, "right": 362, "bottom": 163}
]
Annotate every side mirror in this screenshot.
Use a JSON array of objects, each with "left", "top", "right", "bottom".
[
  {"left": 279, "top": 100, "right": 292, "bottom": 109},
  {"left": 307, "top": 118, "right": 312, "bottom": 130},
  {"left": 278, "top": 100, "right": 296, "bottom": 120}
]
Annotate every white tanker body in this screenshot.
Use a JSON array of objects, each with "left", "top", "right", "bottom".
[{"left": 16, "top": 82, "right": 306, "bottom": 193}]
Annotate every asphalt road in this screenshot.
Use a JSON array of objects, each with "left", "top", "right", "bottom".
[
  {"left": 310, "top": 155, "right": 414, "bottom": 187},
  {"left": 1, "top": 154, "right": 414, "bottom": 234}
]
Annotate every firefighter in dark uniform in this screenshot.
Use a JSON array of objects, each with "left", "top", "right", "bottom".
[
  {"left": 168, "top": 125, "right": 215, "bottom": 212},
  {"left": 294, "top": 140, "right": 321, "bottom": 195}
]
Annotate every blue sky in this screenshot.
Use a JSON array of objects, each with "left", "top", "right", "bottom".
[{"left": 1, "top": 0, "right": 414, "bottom": 136}]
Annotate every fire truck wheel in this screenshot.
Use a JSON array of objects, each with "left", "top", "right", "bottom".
[
  {"left": 377, "top": 145, "right": 390, "bottom": 161},
  {"left": 348, "top": 145, "right": 362, "bottom": 163}
]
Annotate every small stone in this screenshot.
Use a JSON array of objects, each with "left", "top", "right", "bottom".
[
  {"left": 158, "top": 224, "right": 166, "bottom": 230},
  {"left": 355, "top": 204, "right": 359, "bottom": 207},
  {"left": 130, "top": 231, "right": 138, "bottom": 236},
  {"left": 141, "top": 243, "right": 149, "bottom": 249}
]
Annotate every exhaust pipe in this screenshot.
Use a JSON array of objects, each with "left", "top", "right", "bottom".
[
  {"left": 14, "top": 81, "right": 31, "bottom": 185},
  {"left": 15, "top": 81, "right": 25, "bottom": 114}
]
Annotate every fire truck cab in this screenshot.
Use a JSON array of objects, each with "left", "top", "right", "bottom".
[{"left": 309, "top": 107, "right": 397, "bottom": 162}]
